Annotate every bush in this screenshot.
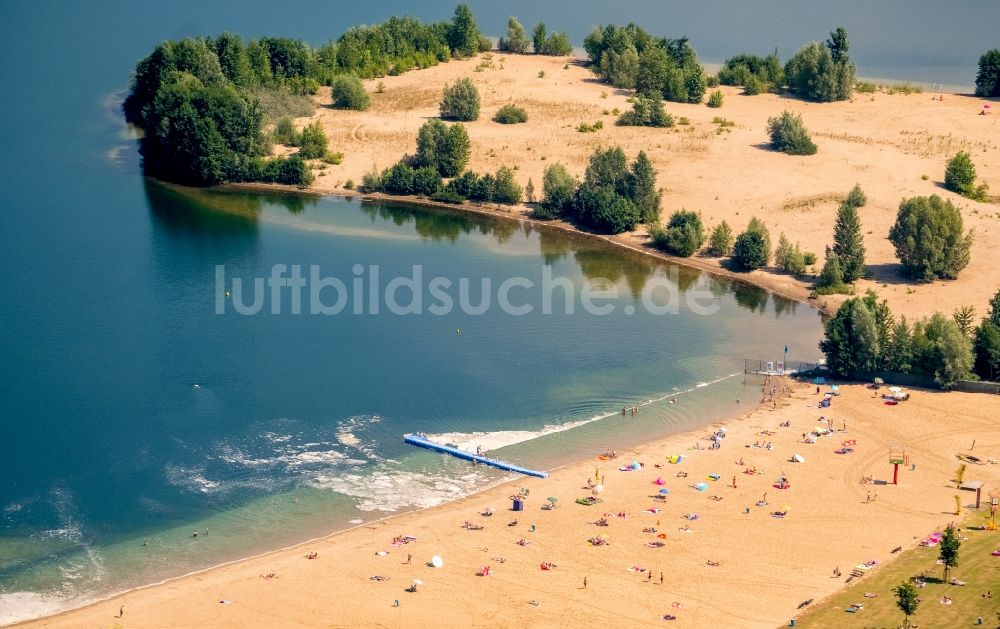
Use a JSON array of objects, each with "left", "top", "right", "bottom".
[
  {"left": 654, "top": 210, "right": 705, "bottom": 257},
  {"left": 537, "top": 163, "right": 577, "bottom": 219},
  {"left": 251, "top": 155, "right": 314, "bottom": 187},
  {"left": 616, "top": 96, "right": 673, "bottom": 128},
  {"left": 344, "top": 178, "right": 354, "bottom": 190},
  {"left": 774, "top": 233, "right": 806, "bottom": 274},
  {"left": 766, "top": 111, "right": 817, "bottom": 155},
  {"left": 945, "top": 151, "right": 989, "bottom": 201},
  {"left": 845, "top": 183, "right": 867, "bottom": 208},
  {"left": 784, "top": 30, "right": 855, "bottom": 102},
  {"left": 974, "top": 319, "right": 1000, "bottom": 381},
  {"left": 888, "top": 195, "right": 973, "bottom": 280},
  {"left": 912, "top": 314, "right": 974, "bottom": 388},
  {"left": 742, "top": 75, "right": 762, "bottom": 95},
  {"left": 803, "top": 251, "right": 817, "bottom": 266},
  {"left": 493, "top": 104, "right": 528, "bottom": 124},
  {"left": 414, "top": 119, "right": 471, "bottom": 177},
  {"left": 706, "top": 75, "right": 720, "bottom": 88},
  {"left": 708, "top": 221, "right": 734, "bottom": 256},
  {"left": 974, "top": 49, "right": 1000, "bottom": 97},
  {"left": 273, "top": 116, "right": 299, "bottom": 145},
  {"left": 440, "top": 78, "right": 480, "bottom": 121},
  {"left": 330, "top": 75, "right": 371, "bottom": 110},
  {"left": 538, "top": 31, "right": 572, "bottom": 56},
  {"left": 361, "top": 166, "right": 382, "bottom": 192},
  {"left": 731, "top": 218, "right": 770, "bottom": 270},
  {"left": 492, "top": 166, "right": 522, "bottom": 205},
  {"left": 297, "top": 121, "right": 328, "bottom": 159},
  {"left": 814, "top": 254, "right": 852, "bottom": 295},
  {"left": 382, "top": 162, "right": 417, "bottom": 194},
  {"left": 574, "top": 183, "right": 641, "bottom": 234},
  {"left": 577, "top": 120, "right": 604, "bottom": 132},
  {"left": 707, "top": 90, "right": 724, "bottom": 108}
]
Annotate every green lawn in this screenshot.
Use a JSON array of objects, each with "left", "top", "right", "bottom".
[{"left": 794, "top": 513, "right": 1000, "bottom": 628}]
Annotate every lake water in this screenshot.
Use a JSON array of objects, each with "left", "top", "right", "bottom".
[{"left": 6, "top": 0, "right": 986, "bottom": 622}]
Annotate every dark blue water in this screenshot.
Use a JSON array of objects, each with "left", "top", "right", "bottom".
[{"left": 15, "top": 0, "right": 989, "bottom": 622}]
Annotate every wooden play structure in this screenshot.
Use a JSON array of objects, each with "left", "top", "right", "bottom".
[{"left": 888, "top": 444, "right": 908, "bottom": 485}]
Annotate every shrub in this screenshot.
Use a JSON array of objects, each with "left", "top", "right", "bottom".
[
  {"left": 974, "top": 319, "right": 1000, "bottom": 381},
  {"left": 297, "top": 121, "right": 328, "bottom": 159},
  {"left": 742, "top": 75, "right": 762, "bottom": 95},
  {"left": 382, "top": 162, "right": 417, "bottom": 194},
  {"left": 731, "top": 218, "right": 770, "bottom": 270},
  {"left": 498, "top": 17, "right": 530, "bottom": 54},
  {"left": 492, "top": 166, "right": 522, "bottom": 204},
  {"left": 539, "top": 31, "right": 572, "bottom": 56},
  {"left": 784, "top": 29, "right": 856, "bottom": 102},
  {"left": 361, "top": 166, "right": 382, "bottom": 192},
  {"left": 706, "top": 75, "right": 720, "bottom": 88},
  {"left": 344, "top": 178, "right": 354, "bottom": 190},
  {"left": 803, "top": 251, "right": 817, "bottom": 266},
  {"left": 814, "top": 254, "right": 852, "bottom": 295},
  {"left": 477, "top": 35, "right": 493, "bottom": 53},
  {"left": 888, "top": 195, "right": 973, "bottom": 280},
  {"left": 974, "top": 49, "right": 1000, "bottom": 97},
  {"left": 707, "top": 90, "right": 724, "bottom": 108},
  {"left": 616, "top": 96, "right": 673, "bottom": 128},
  {"left": 945, "top": 151, "right": 989, "bottom": 201},
  {"left": 440, "top": 78, "right": 480, "bottom": 121},
  {"left": 774, "top": 233, "right": 806, "bottom": 274},
  {"left": 654, "top": 210, "right": 705, "bottom": 257},
  {"left": 330, "top": 75, "right": 371, "bottom": 110},
  {"left": 411, "top": 166, "right": 443, "bottom": 196},
  {"left": 493, "top": 104, "right": 528, "bottom": 124},
  {"left": 577, "top": 120, "right": 604, "bottom": 132},
  {"left": 845, "top": 183, "right": 867, "bottom": 208},
  {"left": 573, "top": 183, "right": 640, "bottom": 234},
  {"left": 766, "top": 111, "right": 817, "bottom": 155},
  {"left": 708, "top": 221, "right": 734, "bottom": 256},
  {"left": 273, "top": 116, "right": 299, "bottom": 146}
]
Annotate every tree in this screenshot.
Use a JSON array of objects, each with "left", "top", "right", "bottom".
[
  {"left": 708, "top": 221, "right": 734, "bottom": 256},
  {"left": 583, "top": 146, "right": 631, "bottom": 195},
  {"left": 493, "top": 104, "right": 527, "bottom": 123},
  {"left": 974, "top": 320, "right": 1000, "bottom": 381},
  {"left": 767, "top": 111, "right": 817, "bottom": 155},
  {"left": 532, "top": 23, "right": 547, "bottom": 55},
  {"left": 953, "top": 305, "right": 976, "bottom": 336},
  {"left": 330, "top": 75, "right": 371, "bottom": 110},
  {"left": 492, "top": 166, "right": 522, "bottom": 205},
  {"left": 297, "top": 121, "right": 328, "bottom": 159},
  {"left": 833, "top": 201, "right": 866, "bottom": 282},
  {"left": 784, "top": 35, "right": 855, "bottom": 102},
  {"left": 601, "top": 45, "right": 640, "bottom": 89},
  {"left": 525, "top": 178, "right": 535, "bottom": 203},
  {"left": 498, "top": 17, "right": 530, "bottom": 54},
  {"left": 845, "top": 183, "right": 867, "bottom": 208},
  {"left": 886, "top": 316, "right": 914, "bottom": 373},
  {"left": 213, "top": 33, "right": 254, "bottom": 87},
  {"left": 820, "top": 296, "right": 882, "bottom": 376},
  {"left": 707, "top": 90, "right": 724, "bottom": 108},
  {"left": 974, "top": 49, "right": 1000, "bottom": 97},
  {"left": 888, "top": 195, "right": 973, "bottom": 280},
  {"left": 893, "top": 581, "right": 919, "bottom": 628},
  {"left": 655, "top": 210, "right": 705, "bottom": 257},
  {"left": 938, "top": 523, "right": 961, "bottom": 581},
  {"left": 440, "top": 78, "right": 480, "bottom": 121},
  {"left": 540, "top": 32, "right": 572, "bottom": 56},
  {"left": 826, "top": 27, "right": 850, "bottom": 64},
  {"left": 415, "top": 119, "right": 470, "bottom": 177},
  {"left": 637, "top": 46, "right": 671, "bottom": 98},
  {"left": 774, "top": 233, "right": 806, "bottom": 274},
  {"left": 989, "top": 288, "right": 1000, "bottom": 328},
  {"left": 732, "top": 218, "right": 771, "bottom": 270},
  {"left": 944, "top": 151, "right": 988, "bottom": 200},
  {"left": 448, "top": 4, "right": 481, "bottom": 58},
  {"left": 573, "top": 183, "right": 640, "bottom": 234},
  {"left": 912, "top": 313, "right": 974, "bottom": 388},
  {"left": 537, "top": 163, "right": 577, "bottom": 219},
  {"left": 629, "top": 151, "right": 661, "bottom": 224}
]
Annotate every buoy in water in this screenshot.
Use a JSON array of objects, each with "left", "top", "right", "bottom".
[{"left": 456, "top": 328, "right": 461, "bottom": 335}]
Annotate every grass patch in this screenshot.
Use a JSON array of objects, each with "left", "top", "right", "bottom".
[
  {"left": 577, "top": 120, "right": 604, "bottom": 133},
  {"left": 796, "top": 513, "right": 1000, "bottom": 628},
  {"left": 248, "top": 87, "right": 315, "bottom": 120},
  {"left": 855, "top": 81, "right": 924, "bottom": 95}
]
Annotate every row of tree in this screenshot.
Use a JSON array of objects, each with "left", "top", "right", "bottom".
[{"left": 498, "top": 18, "right": 572, "bottom": 56}]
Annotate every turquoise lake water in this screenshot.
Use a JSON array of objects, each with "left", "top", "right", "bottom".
[{"left": 5, "top": 0, "right": 990, "bottom": 622}]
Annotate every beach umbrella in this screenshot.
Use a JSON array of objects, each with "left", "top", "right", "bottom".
[
  {"left": 654, "top": 477, "right": 666, "bottom": 485},
  {"left": 547, "top": 496, "right": 558, "bottom": 505},
  {"left": 659, "top": 488, "right": 670, "bottom": 495},
  {"left": 431, "top": 555, "right": 444, "bottom": 568},
  {"left": 631, "top": 461, "right": 641, "bottom": 470},
  {"left": 412, "top": 579, "right": 424, "bottom": 585},
  {"left": 792, "top": 454, "right": 805, "bottom": 463}
]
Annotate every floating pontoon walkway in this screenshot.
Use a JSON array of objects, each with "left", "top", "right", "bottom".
[{"left": 403, "top": 434, "right": 549, "bottom": 478}]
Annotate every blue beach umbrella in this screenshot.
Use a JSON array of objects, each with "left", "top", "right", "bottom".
[{"left": 659, "top": 488, "right": 670, "bottom": 495}]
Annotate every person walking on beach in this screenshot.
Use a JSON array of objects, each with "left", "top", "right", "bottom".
[
  {"left": 583, "top": 576, "right": 588, "bottom": 589},
  {"left": 117, "top": 605, "right": 124, "bottom": 618},
  {"left": 406, "top": 553, "right": 412, "bottom": 565},
  {"left": 660, "top": 571, "right": 664, "bottom": 585},
  {"left": 866, "top": 491, "right": 871, "bottom": 503}
]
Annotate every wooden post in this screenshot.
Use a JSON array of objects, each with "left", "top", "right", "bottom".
[
  {"left": 975, "top": 486, "right": 981, "bottom": 509},
  {"left": 893, "top": 463, "right": 899, "bottom": 485}
]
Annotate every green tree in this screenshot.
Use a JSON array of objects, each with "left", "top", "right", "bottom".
[
  {"left": 816, "top": 254, "right": 850, "bottom": 293},
  {"left": 213, "top": 33, "right": 254, "bottom": 87},
  {"left": 974, "top": 49, "right": 1000, "bottom": 97},
  {"left": 886, "top": 316, "right": 914, "bottom": 373},
  {"left": 989, "top": 289, "right": 1000, "bottom": 328},
  {"left": 893, "top": 581, "right": 919, "bottom": 628},
  {"left": 774, "top": 233, "right": 806, "bottom": 274},
  {"left": 583, "top": 146, "right": 631, "bottom": 195},
  {"left": 944, "top": 151, "right": 988, "bottom": 200},
  {"left": 708, "top": 221, "right": 734, "bottom": 256},
  {"left": 785, "top": 35, "right": 855, "bottom": 102},
  {"left": 601, "top": 45, "right": 640, "bottom": 89},
  {"left": 732, "top": 218, "right": 771, "bottom": 270},
  {"left": 833, "top": 201, "right": 866, "bottom": 282},
  {"left": 532, "top": 23, "right": 547, "bottom": 55},
  {"left": 655, "top": 210, "right": 705, "bottom": 257},
  {"left": 415, "top": 119, "right": 471, "bottom": 177},
  {"left": 767, "top": 111, "right": 817, "bottom": 155},
  {"left": 448, "top": 4, "right": 481, "bottom": 58},
  {"left": 498, "top": 17, "right": 530, "bottom": 54},
  {"left": 411, "top": 166, "right": 442, "bottom": 196},
  {"left": 629, "top": 151, "right": 661, "bottom": 223},
  {"left": 297, "top": 121, "right": 328, "bottom": 159},
  {"left": 525, "top": 178, "right": 535, "bottom": 203},
  {"left": 820, "top": 296, "right": 882, "bottom": 376},
  {"left": 888, "top": 195, "right": 973, "bottom": 280},
  {"left": 912, "top": 314, "right": 974, "bottom": 388},
  {"left": 938, "top": 523, "right": 961, "bottom": 581},
  {"left": 573, "top": 183, "right": 641, "bottom": 234},
  {"left": 273, "top": 116, "right": 300, "bottom": 145},
  {"left": 974, "top": 320, "right": 1000, "bottom": 381},
  {"left": 330, "top": 75, "right": 372, "bottom": 110},
  {"left": 707, "top": 90, "right": 723, "bottom": 108},
  {"left": 540, "top": 32, "right": 572, "bottom": 56},
  {"left": 617, "top": 96, "right": 673, "bottom": 128},
  {"left": 636, "top": 46, "right": 670, "bottom": 98},
  {"left": 537, "top": 163, "right": 577, "bottom": 219},
  {"left": 440, "top": 77, "right": 480, "bottom": 121},
  {"left": 492, "top": 166, "right": 522, "bottom": 205},
  {"left": 845, "top": 183, "right": 867, "bottom": 208},
  {"left": 826, "top": 26, "right": 850, "bottom": 64}
]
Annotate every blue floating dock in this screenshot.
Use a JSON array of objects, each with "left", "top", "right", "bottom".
[{"left": 403, "top": 434, "right": 549, "bottom": 478}]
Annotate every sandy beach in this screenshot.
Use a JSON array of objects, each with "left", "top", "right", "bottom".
[
  {"left": 21, "top": 381, "right": 1000, "bottom": 628},
  {"left": 288, "top": 52, "right": 999, "bottom": 322}
]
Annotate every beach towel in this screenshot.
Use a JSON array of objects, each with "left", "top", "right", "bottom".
[
  {"left": 707, "top": 473, "right": 721, "bottom": 481},
  {"left": 691, "top": 482, "right": 708, "bottom": 491},
  {"left": 575, "top": 497, "right": 599, "bottom": 506},
  {"left": 644, "top": 507, "right": 660, "bottom": 514}
]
